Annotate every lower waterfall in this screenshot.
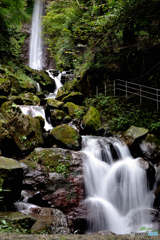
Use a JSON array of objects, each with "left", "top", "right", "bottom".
[{"left": 81, "top": 135, "right": 155, "bottom": 234}]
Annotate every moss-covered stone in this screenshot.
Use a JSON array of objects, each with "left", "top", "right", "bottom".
[
  {"left": 49, "top": 124, "right": 81, "bottom": 150},
  {"left": 83, "top": 107, "right": 101, "bottom": 133},
  {"left": 63, "top": 102, "right": 84, "bottom": 118},
  {"left": 0, "top": 101, "right": 44, "bottom": 153},
  {"left": 25, "top": 148, "right": 71, "bottom": 170},
  {"left": 50, "top": 109, "right": 66, "bottom": 126},
  {"left": 0, "top": 156, "right": 23, "bottom": 211},
  {"left": 46, "top": 99, "right": 64, "bottom": 110},
  {"left": 55, "top": 88, "right": 70, "bottom": 101},
  {"left": 7, "top": 73, "right": 36, "bottom": 95},
  {"left": 62, "top": 92, "right": 84, "bottom": 105},
  {"left": 0, "top": 96, "right": 8, "bottom": 107},
  {"left": 62, "top": 79, "right": 79, "bottom": 92},
  {"left": 0, "top": 212, "right": 37, "bottom": 231},
  {"left": 122, "top": 126, "right": 149, "bottom": 146},
  {"left": 9, "top": 92, "right": 40, "bottom": 105},
  {"left": 0, "top": 78, "right": 11, "bottom": 96}
]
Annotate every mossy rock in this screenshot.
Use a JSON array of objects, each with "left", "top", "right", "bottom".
[
  {"left": 50, "top": 109, "right": 66, "bottom": 126},
  {"left": 0, "top": 117, "right": 11, "bottom": 147},
  {"left": 23, "top": 66, "right": 56, "bottom": 92},
  {"left": 1, "top": 101, "right": 22, "bottom": 121},
  {"left": 25, "top": 147, "right": 71, "bottom": 170},
  {"left": 7, "top": 73, "right": 36, "bottom": 95},
  {"left": 0, "top": 212, "right": 36, "bottom": 231},
  {"left": 63, "top": 102, "right": 85, "bottom": 118},
  {"left": 62, "top": 92, "right": 84, "bottom": 105},
  {"left": 0, "top": 156, "right": 23, "bottom": 211},
  {"left": 63, "top": 115, "right": 72, "bottom": 123},
  {"left": 0, "top": 77, "right": 11, "bottom": 96},
  {"left": 62, "top": 79, "right": 79, "bottom": 92},
  {"left": 9, "top": 93, "right": 40, "bottom": 106},
  {"left": 0, "top": 101, "right": 44, "bottom": 153},
  {"left": 0, "top": 96, "right": 9, "bottom": 107},
  {"left": 122, "top": 126, "right": 149, "bottom": 146},
  {"left": 83, "top": 107, "right": 101, "bottom": 133},
  {"left": 55, "top": 88, "right": 70, "bottom": 101},
  {"left": 46, "top": 99, "right": 64, "bottom": 110},
  {"left": 49, "top": 124, "right": 81, "bottom": 150}
]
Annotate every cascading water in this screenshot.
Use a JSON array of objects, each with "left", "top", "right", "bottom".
[
  {"left": 46, "top": 70, "right": 62, "bottom": 99},
  {"left": 82, "top": 136, "right": 155, "bottom": 234},
  {"left": 18, "top": 105, "right": 53, "bottom": 131},
  {"left": 29, "top": 0, "right": 43, "bottom": 70}
]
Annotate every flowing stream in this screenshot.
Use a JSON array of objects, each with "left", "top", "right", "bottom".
[
  {"left": 29, "top": 0, "right": 43, "bottom": 70},
  {"left": 82, "top": 136, "right": 155, "bottom": 234}
]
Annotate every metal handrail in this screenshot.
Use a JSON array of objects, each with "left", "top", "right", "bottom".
[{"left": 96, "top": 79, "right": 160, "bottom": 110}]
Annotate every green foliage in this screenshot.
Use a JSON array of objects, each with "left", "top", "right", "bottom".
[
  {"left": 0, "top": 0, "right": 31, "bottom": 58},
  {"left": 74, "top": 108, "right": 85, "bottom": 119},
  {"left": 0, "top": 219, "right": 30, "bottom": 233},
  {"left": 43, "top": 0, "right": 160, "bottom": 81},
  {"left": 56, "top": 163, "right": 67, "bottom": 175},
  {"left": 83, "top": 93, "right": 160, "bottom": 135}
]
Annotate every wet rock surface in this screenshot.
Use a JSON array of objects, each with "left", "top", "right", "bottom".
[{"left": 19, "top": 149, "right": 86, "bottom": 233}]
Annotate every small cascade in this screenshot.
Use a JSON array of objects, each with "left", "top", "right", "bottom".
[
  {"left": 29, "top": 0, "right": 43, "bottom": 70},
  {"left": 46, "top": 70, "right": 62, "bottom": 99},
  {"left": 82, "top": 136, "right": 155, "bottom": 234},
  {"left": 19, "top": 105, "right": 53, "bottom": 131}
]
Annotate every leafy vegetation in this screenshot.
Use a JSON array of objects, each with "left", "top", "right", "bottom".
[
  {"left": 43, "top": 0, "right": 160, "bottom": 86},
  {"left": 83, "top": 93, "right": 160, "bottom": 136},
  {"left": 0, "top": 0, "right": 33, "bottom": 59}
]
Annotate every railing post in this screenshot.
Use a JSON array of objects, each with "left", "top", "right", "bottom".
[
  {"left": 96, "top": 86, "right": 98, "bottom": 96},
  {"left": 105, "top": 83, "right": 106, "bottom": 97},
  {"left": 114, "top": 80, "right": 115, "bottom": 96},
  {"left": 126, "top": 82, "right": 127, "bottom": 99},
  {"left": 157, "top": 90, "right": 159, "bottom": 111},
  {"left": 140, "top": 85, "right": 142, "bottom": 105}
]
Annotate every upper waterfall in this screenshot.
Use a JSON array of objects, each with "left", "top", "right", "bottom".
[{"left": 29, "top": 0, "right": 43, "bottom": 70}]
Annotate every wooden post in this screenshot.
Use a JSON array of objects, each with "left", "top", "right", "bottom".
[{"left": 96, "top": 86, "right": 98, "bottom": 96}]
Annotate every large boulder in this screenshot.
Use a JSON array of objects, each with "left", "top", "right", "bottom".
[
  {"left": 20, "top": 148, "right": 86, "bottom": 233},
  {"left": 0, "top": 101, "right": 44, "bottom": 156},
  {"left": 55, "top": 88, "right": 70, "bottom": 101},
  {"left": 121, "top": 126, "right": 149, "bottom": 158},
  {"left": 49, "top": 124, "right": 81, "bottom": 150},
  {"left": 139, "top": 134, "right": 160, "bottom": 164},
  {"left": 0, "top": 212, "right": 36, "bottom": 232},
  {"left": 63, "top": 102, "right": 85, "bottom": 118},
  {"left": 62, "top": 92, "right": 84, "bottom": 105},
  {"left": 9, "top": 93, "right": 40, "bottom": 106},
  {"left": 7, "top": 73, "right": 36, "bottom": 95},
  {"left": 83, "top": 107, "right": 101, "bottom": 133},
  {"left": 0, "top": 157, "right": 23, "bottom": 211},
  {"left": 0, "top": 78, "right": 11, "bottom": 96},
  {"left": 30, "top": 207, "right": 70, "bottom": 234},
  {"left": 50, "top": 109, "right": 67, "bottom": 126},
  {"left": 46, "top": 99, "right": 64, "bottom": 110},
  {"left": 122, "top": 126, "right": 149, "bottom": 147}
]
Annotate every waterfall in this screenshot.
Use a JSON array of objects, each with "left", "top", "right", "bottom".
[
  {"left": 19, "top": 105, "right": 53, "bottom": 131},
  {"left": 46, "top": 70, "right": 62, "bottom": 99},
  {"left": 29, "top": 0, "right": 43, "bottom": 70},
  {"left": 82, "top": 136, "right": 155, "bottom": 234}
]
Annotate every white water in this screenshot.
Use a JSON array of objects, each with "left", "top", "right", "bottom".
[
  {"left": 82, "top": 136, "right": 155, "bottom": 234},
  {"left": 46, "top": 70, "right": 62, "bottom": 99},
  {"left": 19, "top": 105, "right": 53, "bottom": 131},
  {"left": 29, "top": 0, "right": 43, "bottom": 70}
]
